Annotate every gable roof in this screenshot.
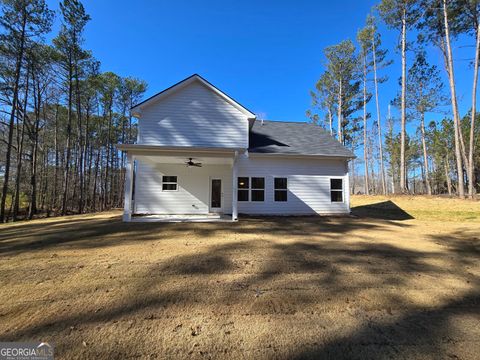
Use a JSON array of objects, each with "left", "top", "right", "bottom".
[
  {"left": 131, "top": 74, "right": 256, "bottom": 118},
  {"left": 248, "top": 120, "right": 355, "bottom": 158}
]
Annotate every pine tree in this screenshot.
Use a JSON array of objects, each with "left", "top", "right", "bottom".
[
  {"left": 357, "top": 24, "right": 375, "bottom": 195},
  {"left": 0, "top": 0, "right": 53, "bottom": 222},
  {"left": 420, "top": 0, "right": 469, "bottom": 197},
  {"left": 323, "top": 40, "right": 362, "bottom": 145},
  {"left": 378, "top": 0, "right": 421, "bottom": 193},
  {"left": 308, "top": 71, "right": 336, "bottom": 135},
  {"left": 53, "top": 0, "right": 90, "bottom": 215},
  {"left": 406, "top": 49, "right": 446, "bottom": 195}
]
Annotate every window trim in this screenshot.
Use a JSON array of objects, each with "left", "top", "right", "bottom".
[
  {"left": 251, "top": 177, "right": 265, "bottom": 202},
  {"left": 162, "top": 175, "right": 178, "bottom": 192},
  {"left": 330, "top": 178, "right": 344, "bottom": 203},
  {"left": 237, "top": 176, "right": 265, "bottom": 202},
  {"left": 237, "top": 177, "right": 249, "bottom": 201},
  {"left": 274, "top": 177, "right": 288, "bottom": 202}
]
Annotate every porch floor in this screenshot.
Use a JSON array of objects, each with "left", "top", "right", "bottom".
[{"left": 131, "top": 213, "right": 233, "bottom": 223}]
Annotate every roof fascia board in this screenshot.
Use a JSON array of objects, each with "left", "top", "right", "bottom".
[
  {"left": 116, "top": 144, "right": 245, "bottom": 153},
  {"left": 248, "top": 153, "right": 356, "bottom": 160}
]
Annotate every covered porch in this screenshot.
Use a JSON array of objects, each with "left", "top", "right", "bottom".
[{"left": 117, "top": 145, "right": 242, "bottom": 222}]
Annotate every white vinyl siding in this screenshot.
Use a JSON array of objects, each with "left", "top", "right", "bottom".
[
  {"left": 134, "top": 156, "right": 232, "bottom": 214},
  {"left": 236, "top": 155, "right": 349, "bottom": 215},
  {"left": 132, "top": 155, "right": 349, "bottom": 216},
  {"left": 138, "top": 81, "right": 249, "bottom": 148}
]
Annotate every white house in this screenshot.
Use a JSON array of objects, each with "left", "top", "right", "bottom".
[{"left": 117, "top": 74, "right": 355, "bottom": 221}]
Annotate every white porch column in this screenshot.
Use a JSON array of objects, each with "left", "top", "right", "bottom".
[
  {"left": 345, "top": 160, "right": 351, "bottom": 213},
  {"left": 123, "top": 153, "right": 134, "bottom": 222},
  {"left": 232, "top": 151, "right": 238, "bottom": 221}
]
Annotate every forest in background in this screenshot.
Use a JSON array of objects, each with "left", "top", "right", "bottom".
[
  {"left": 0, "top": 0, "right": 147, "bottom": 222},
  {"left": 308, "top": 0, "right": 480, "bottom": 198}
]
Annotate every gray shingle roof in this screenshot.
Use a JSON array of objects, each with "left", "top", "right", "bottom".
[{"left": 248, "top": 120, "right": 355, "bottom": 158}]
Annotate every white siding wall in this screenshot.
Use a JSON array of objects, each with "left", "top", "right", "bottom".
[
  {"left": 138, "top": 82, "right": 249, "bottom": 148},
  {"left": 133, "top": 155, "right": 350, "bottom": 216},
  {"left": 237, "top": 155, "right": 349, "bottom": 215},
  {"left": 134, "top": 156, "right": 232, "bottom": 214}
]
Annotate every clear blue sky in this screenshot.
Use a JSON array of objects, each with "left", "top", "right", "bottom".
[{"left": 46, "top": 0, "right": 476, "bottom": 129}]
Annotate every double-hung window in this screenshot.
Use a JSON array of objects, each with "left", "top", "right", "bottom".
[
  {"left": 251, "top": 177, "right": 265, "bottom": 201},
  {"left": 330, "top": 178, "right": 343, "bottom": 202},
  {"left": 237, "top": 177, "right": 265, "bottom": 202},
  {"left": 274, "top": 178, "right": 287, "bottom": 202},
  {"left": 238, "top": 177, "right": 249, "bottom": 201},
  {"left": 162, "top": 176, "right": 178, "bottom": 191}
]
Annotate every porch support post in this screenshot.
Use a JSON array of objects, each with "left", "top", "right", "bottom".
[
  {"left": 345, "top": 160, "right": 351, "bottom": 213},
  {"left": 123, "top": 153, "right": 134, "bottom": 222},
  {"left": 232, "top": 151, "right": 238, "bottom": 221}
]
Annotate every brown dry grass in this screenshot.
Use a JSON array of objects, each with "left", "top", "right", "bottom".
[{"left": 0, "top": 195, "right": 479, "bottom": 359}]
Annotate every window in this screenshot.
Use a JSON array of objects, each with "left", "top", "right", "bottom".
[
  {"left": 274, "top": 178, "right": 287, "bottom": 202},
  {"left": 251, "top": 177, "right": 265, "bottom": 201},
  {"left": 330, "top": 178, "right": 343, "bottom": 202},
  {"left": 237, "top": 177, "right": 265, "bottom": 202},
  {"left": 162, "top": 176, "right": 177, "bottom": 191},
  {"left": 238, "top": 177, "right": 249, "bottom": 201}
]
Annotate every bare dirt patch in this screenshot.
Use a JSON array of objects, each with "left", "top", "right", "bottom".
[{"left": 0, "top": 196, "right": 479, "bottom": 359}]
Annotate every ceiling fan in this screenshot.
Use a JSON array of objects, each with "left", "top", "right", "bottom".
[{"left": 185, "top": 157, "right": 202, "bottom": 167}]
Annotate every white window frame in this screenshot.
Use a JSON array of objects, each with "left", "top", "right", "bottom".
[
  {"left": 237, "top": 177, "right": 249, "bottom": 201},
  {"left": 237, "top": 177, "right": 265, "bottom": 202},
  {"left": 330, "top": 178, "right": 344, "bottom": 203},
  {"left": 162, "top": 175, "right": 178, "bottom": 192},
  {"left": 251, "top": 177, "right": 265, "bottom": 202}
]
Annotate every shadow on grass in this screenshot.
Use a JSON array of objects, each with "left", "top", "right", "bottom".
[
  {"left": 0, "top": 203, "right": 478, "bottom": 358},
  {"left": 1, "top": 222, "right": 478, "bottom": 359},
  {"left": 352, "top": 200, "right": 414, "bottom": 221},
  {"left": 290, "top": 289, "right": 480, "bottom": 360},
  {"left": 0, "top": 206, "right": 409, "bottom": 256}
]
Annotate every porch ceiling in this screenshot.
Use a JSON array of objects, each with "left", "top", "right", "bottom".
[
  {"left": 116, "top": 144, "right": 241, "bottom": 165},
  {"left": 141, "top": 154, "right": 233, "bottom": 165}
]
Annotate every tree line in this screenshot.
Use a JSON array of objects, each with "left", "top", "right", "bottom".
[
  {"left": 307, "top": 0, "right": 480, "bottom": 198},
  {"left": 0, "top": 0, "right": 147, "bottom": 222}
]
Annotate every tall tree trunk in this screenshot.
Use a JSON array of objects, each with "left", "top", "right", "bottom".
[
  {"left": 388, "top": 105, "right": 396, "bottom": 194},
  {"left": 61, "top": 54, "right": 74, "bottom": 215},
  {"left": 443, "top": 0, "right": 465, "bottom": 198},
  {"left": 420, "top": 112, "right": 432, "bottom": 195},
  {"left": 28, "top": 76, "right": 41, "bottom": 219},
  {"left": 86, "top": 143, "right": 94, "bottom": 210},
  {"left": 337, "top": 79, "right": 343, "bottom": 143},
  {"left": 327, "top": 108, "right": 333, "bottom": 136},
  {"left": 52, "top": 104, "right": 59, "bottom": 212},
  {"left": 372, "top": 32, "right": 387, "bottom": 195},
  {"left": 40, "top": 123, "right": 48, "bottom": 214},
  {"left": 369, "top": 135, "right": 376, "bottom": 194},
  {"left": 445, "top": 152, "right": 452, "bottom": 196},
  {"left": 13, "top": 68, "right": 29, "bottom": 221},
  {"left": 362, "top": 54, "right": 369, "bottom": 195},
  {"left": 468, "top": 20, "right": 480, "bottom": 198},
  {"left": 93, "top": 149, "right": 100, "bottom": 211},
  {"left": 75, "top": 63, "right": 84, "bottom": 213},
  {"left": 0, "top": 11, "right": 27, "bottom": 222},
  {"left": 83, "top": 104, "right": 90, "bottom": 210},
  {"left": 71, "top": 145, "right": 78, "bottom": 206},
  {"left": 400, "top": 7, "right": 407, "bottom": 193}
]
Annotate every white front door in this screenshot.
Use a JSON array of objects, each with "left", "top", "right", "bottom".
[{"left": 210, "top": 178, "right": 222, "bottom": 213}]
